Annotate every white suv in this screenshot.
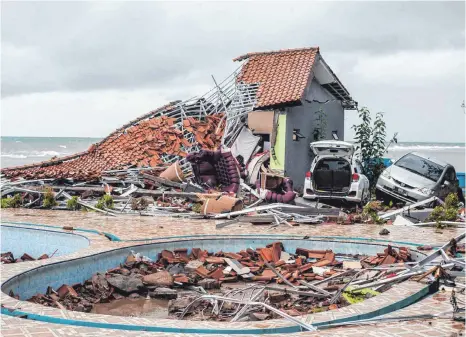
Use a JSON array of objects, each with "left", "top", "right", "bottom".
[{"left": 302, "top": 141, "right": 370, "bottom": 205}]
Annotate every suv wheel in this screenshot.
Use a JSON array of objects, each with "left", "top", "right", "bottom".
[{"left": 360, "top": 189, "right": 370, "bottom": 207}]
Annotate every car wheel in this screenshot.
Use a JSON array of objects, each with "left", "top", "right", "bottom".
[
  {"left": 356, "top": 190, "right": 370, "bottom": 209},
  {"left": 358, "top": 189, "right": 370, "bottom": 208},
  {"left": 375, "top": 189, "right": 385, "bottom": 202},
  {"left": 457, "top": 186, "right": 465, "bottom": 204}
]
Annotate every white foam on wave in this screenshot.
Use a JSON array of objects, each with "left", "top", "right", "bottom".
[
  {"left": 1, "top": 150, "right": 67, "bottom": 158},
  {"left": 389, "top": 144, "right": 465, "bottom": 151},
  {"left": 59, "top": 145, "right": 67, "bottom": 149},
  {"left": 1, "top": 154, "right": 27, "bottom": 159},
  {"left": 30, "top": 150, "right": 62, "bottom": 157}
]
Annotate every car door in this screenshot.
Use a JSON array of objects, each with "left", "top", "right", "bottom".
[
  {"left": 446, "top": 167, "right": 458, "bottom": 196},
  {"left": 439, "top": 167, "right": 457, "bottom": 199}
]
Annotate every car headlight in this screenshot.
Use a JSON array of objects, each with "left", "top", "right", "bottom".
[
  {"left": 417, "top": 187, "right": 433, "bottom": 195},
  {"left": 381, "top": 170, "right": 390, "bottom": 178}
]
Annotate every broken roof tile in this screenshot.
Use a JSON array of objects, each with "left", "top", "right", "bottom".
[{"left": 1, "top": 106, "right": 225, "bottom": 181}]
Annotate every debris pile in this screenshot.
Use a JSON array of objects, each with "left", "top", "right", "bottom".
[
  {"left": 25, "top": 242, "right": 422, "bottom": 322},
  {"left": 1, "top": 112, "right": 225, "bottom": 181},
  {"left": 0, "top": 151, "right": 334, "bottom": 224},
  {"left": 360, "top": 245, "right": 411, "bottom": 267},
  {"left": 1, "top": 251, "right": 49, "bottom": 263}
]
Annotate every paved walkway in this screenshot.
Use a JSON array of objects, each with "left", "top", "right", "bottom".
[{"left": 1, "top": 209, "right": 464, "bottom": 336}]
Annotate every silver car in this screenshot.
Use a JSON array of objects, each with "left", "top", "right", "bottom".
[{"left": 376, "top": 152, "right": 458, "bottom": 204}]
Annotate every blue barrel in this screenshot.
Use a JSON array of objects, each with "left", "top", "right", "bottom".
[
  {"left": 382, "top": 158, "right": 393, "bottom": 168},
  {"left": 457, "top": 172, "right": 465, "bottom": 193}
]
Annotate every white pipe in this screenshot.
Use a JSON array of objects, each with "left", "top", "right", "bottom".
[
  {"left": 351, "top": 270, "right": 425, "bottom": 291},
  {"left": 180, "top": 295, "right": 316, "bottom": 331}
]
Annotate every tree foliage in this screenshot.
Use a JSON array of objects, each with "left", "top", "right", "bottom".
[
  {"left": 313, "top": 108, "right": 328, "bottom": 141},
  {"left": 352, "top": 107, "right": 387, "bottom": 189},
  {"left": 1, "top": 194, "right": 22, "bottom": 208}
]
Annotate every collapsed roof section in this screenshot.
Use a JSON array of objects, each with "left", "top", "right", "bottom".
[
  {"left": 234, "top": 47, "right": 357, "bottom": 110},
  {"left": 2, "top": 46, "right": 356, "bottom": 181},
  {"left": 1, "top": 106, "right": 225, "bottom": 181},
  {"left": 1, "top": 69, "right": 259, "bottom": 181}
]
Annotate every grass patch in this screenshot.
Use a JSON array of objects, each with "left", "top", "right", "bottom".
[{"left": 343, "top": 287, "right": 380, "bottom": 304}]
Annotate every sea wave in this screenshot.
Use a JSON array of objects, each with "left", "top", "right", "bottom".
[
  {"left": 1, "top": 154, "right": 27, "bottom": 159},
  {"left": 59, "top": 145, "right": 67, "bottom": 149},
  {"left": 30, "top": 150, "right": 62, "bottom": 157},
  {"left": 388, "top": 144, "right": 465, "bottom": 151},
  {"left": 1, "top": 150, "right": 67, "bottom": 158}
]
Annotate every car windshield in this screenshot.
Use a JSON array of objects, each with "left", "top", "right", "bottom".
[{"left": 395, "top": 154, "right": 444, "bottom": 182}]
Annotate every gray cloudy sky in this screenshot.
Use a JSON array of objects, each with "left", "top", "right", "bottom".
[{"left": 1, "top": 1, "right": 465, "bottom": 142}]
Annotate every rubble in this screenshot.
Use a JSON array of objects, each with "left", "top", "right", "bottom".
[
  {"left": 1, "top": 251, "right": 49, "bottom": 263},
  {"left": 106, "top": 274, "right": 144, "bottom": 294},
  {"left": 25, "top": 241, "right": 443, "bottom": 322},
  {"left": 1, "top": 79, "right": 334, "bottom": 223},
  {"left": 2, "top": 122, "right": 453, "bottom": 226},
  {"left": 379, "top": 228, "right": 390, "bottom": 235}
]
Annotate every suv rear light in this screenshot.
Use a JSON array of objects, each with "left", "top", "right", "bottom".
[
  {"left": 305, "top": 171, "right": 312, "bottom": 180},
  {"left": 352, "top": 173, "right": 359, "bottom": 182}
]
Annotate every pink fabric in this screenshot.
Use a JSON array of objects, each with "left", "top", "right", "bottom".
[{"left": 257, "top": 177, "right": 296, "bottom": 204}]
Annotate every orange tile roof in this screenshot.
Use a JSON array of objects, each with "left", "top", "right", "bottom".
[
  {"left": 1, "top": 104, "right": 225, "bottom": 181},
  {"left": 234, "top": 47, "right": 319, "bottom": 109}
]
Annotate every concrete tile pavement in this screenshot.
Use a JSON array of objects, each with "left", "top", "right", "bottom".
[{"left": 1, "top": 209, "right": 464, "bottom": 336}]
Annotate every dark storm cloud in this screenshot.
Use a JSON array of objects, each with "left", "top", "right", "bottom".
[{"left": 1, "top": 1, "right": 464, "bottom": 97}]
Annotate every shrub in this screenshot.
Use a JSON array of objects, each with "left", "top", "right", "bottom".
[
  {"left": 42, "top": 187, "right": 57, "bottom": 208},
  {"left": 1, "top": 194, "right": 22, "bottom": 208},
  {"left": 427, "top": 193, "right": 460, "bottom": 227},
  {"left": 96, "top": 195, "right": 114, "bottom": 210},
  {"left": 191, "top": 203, "right": 202, "bottom": 213},
  {"left": 66, "top": 196, "right": 80, "bottom": 210},
  {"left": 362, "top": 200, "right": 385, "bottom": 224}
]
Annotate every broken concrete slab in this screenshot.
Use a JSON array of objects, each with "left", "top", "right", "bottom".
[
  {"left": 393, "top": 215, "right": 414, "bottom": 226},
  {"left": 107, "top": 274, "right": 143, "bottom": 294},
  {"left": 143, "top": 271, "right": 174, "bottom": 287},
  {"left": 342, "top": 261, "right": 362, "bottom": 270},
  {"left": 151, "top": 287, "right": 178, "bottom": 300}
]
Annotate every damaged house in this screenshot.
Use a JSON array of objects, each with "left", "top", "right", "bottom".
[
  {"left": 237, "top": 47, "right": 357, "bottom": 191},
  {"left": 2, "top": 47, "right": 356, "bottom": 194}
]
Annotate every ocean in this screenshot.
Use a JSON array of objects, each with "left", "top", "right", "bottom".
[
  {"left": 1, "top": 137, "right": 101, "bottom": 169},
  {"left": 1, "top": 137, "right": 465, "bottom": 172}
]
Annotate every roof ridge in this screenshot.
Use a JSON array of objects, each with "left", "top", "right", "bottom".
[{"left": 233, "top": 46, "right": 319, "bottom": 62}]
